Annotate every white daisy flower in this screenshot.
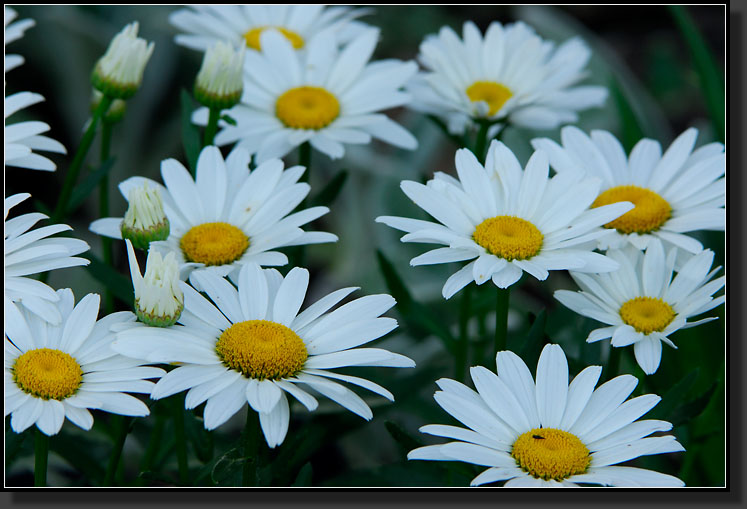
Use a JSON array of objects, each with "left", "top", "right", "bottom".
[
  {"left": 5, "top": 290, "right": 165, "bottom": 436},
  {"left": 376, "top": 141, "right": 633, "bottom": 299},
  {"left": 408, "top": 344, "right": 685, "bottom": 487},
  {"left": 407, "top": 21, "right": 607, "bottom": 135},
  {"left": 5, "top": 92, "right": 68, "bottom": 172},
  {"left": 197, "top": 28, "right": 418, "bottom": 163},
  {"left": 125, "top": 239, "right": 183, "bottom": 328},
  {"left": 554, "top": 239, "right": 724, "bottom": 375},
  {"left": 91, "top": 21, "right": 155, "bottom": 100},
  {"left": 531, "top": 126, "right": 725, "bottom": 254},
  {"left": 111, "top": 263, "right": 415, "bottom": 447},
  {"left": 89, "top": 145, "right": 337, "bottom": 285},
  {"left": 5, "top": 6, "right": 34, "bottom": 73},
  {"left": 5, "top": 193, "right": 89, "bottom": 325},
  {"left": 169, "top": 5, "right": 370, "bottom": 54}
]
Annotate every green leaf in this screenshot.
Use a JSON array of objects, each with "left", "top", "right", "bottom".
[
  {"left": 210, "top": 447, "right": 245, "bottom": 486},
  {"left": 180, "top": 89, "right": 201, "bottom": 173},
  {"left": 67, "top": 158, "right": 116, "bottom": 215},
  {"left": 4, "top": 426, "right": 30, "bottom": 470},
  {"left": 185, "top": 413, "right": 214, "bottom": 464},
  {"left": 668, "top": 381, "right": 719, "bottom": 428},
  {"left": 137, "top": 470, "right": 178, "bottom": 486},
  {"left": 376, "top": 250, "right": 457, "bottom": 355},
  {"left": 309, "top": 169, "right": 348, "bottom": 208},
  {"left": 268, "top": 420, "right": 325, "bottom": 485},
  {"left": 82, "top": 252, "right": 133, "bottom": 305},
  {"left": 385, "top": 420, "right": 423, "bottom": 458},
  {"left": 648, "top": 368, "right": 700, "bottom": 422},
  {"left": 291, "top": 462, "right": 313, "bottom": 487},
  {"left": 610, "top": 79, "right": 645, "bottom": 152},
  {"left": 668, "top": 5, "right": 725, "bottom": 143},
  {"left": 49, "top": 432, "right": 106, "bottom": 485},
  {"left": 517, "top": 309, "right": 547, "bottom": 368}
]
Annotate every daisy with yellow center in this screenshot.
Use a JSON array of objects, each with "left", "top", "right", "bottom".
[
  {"left": 195, "top": 28, "right": 418, "bottom": 163},
  {"left": 408, "top": 344, "right": 685, "bottom": 487},
  {"left": 554, "top": 238, "right": 724, "bottom": 374},
  {"left": 170, "top": 5, "right": 370, "bottom": 55},
  {"left": 112, "top": 263, "right": 414, "bottom": 448},
  {"left": 377, "top": 141, "right": 634, "bottom": 299},
  {"left": 532, "top": 126, "right": 725, "bottom": 253},
  {"left": 5, "top": 290, "right": 164, "bottom": 436},
  {"left": 90, "top": 145, "right": 337, "bottom": 285},
  {"left": 407, "top": 21, "right": 607, "bottom": 137}
]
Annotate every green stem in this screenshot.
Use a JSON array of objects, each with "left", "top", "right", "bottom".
[
  {"left": 51, "top": 94, "right": 113, "bottom": 225},
  {"left": 172, "top": 395, "right": 189, "bottom": 486},
  {"left": 103, "top": 416, "right": 132, "bottom": 486},
  {"left": 138, "top": 406, "right": 164, "bottom": 482},
  {"left": 34, "top": 429, "right": 49, "bottom": 487},
  {"left": 456, "top": 285, "right": 471, "bottom": 381},
  {"left": 242, "top": 409, "right": 260, "bottom": 486},
  {"left": 474, "top": 119, "right": 491, "bottom": 164},
  {"left": 99, "top": 121, "right": 114, "bottom": 314},
  {"left": 494, "top": 287, "right": 510, "bottom": 356},
  {"left": 203, "top": 107, "right": 221, "bottom": 149}
]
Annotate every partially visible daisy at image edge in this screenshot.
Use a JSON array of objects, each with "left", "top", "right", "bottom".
[
  {"left": 408, "top": 344, "right": 685, "bottom": 487},
  {"left": 169, "top": 5, "right": 371, "bottom": 54},
  {"left": 5, "top": 290, "right": 165, "bottom": 436},
  {"left": 407, "top": 20, "right": 607, "bottom": 136},
  {"left": 531, "top": 126, "right": 725, "bottom": 254},
  {"left": 377, "top": 140, "right": 633, "bottom": 299},
  {"left": 5, "top": 92, "right": 67, "bottom": 171},
  {"left": 89, "top": 145, "right": 337, "bottom": 284},
  {"left": 111, "top": 262, "right": 414, "bottom": 447},
  {"left": 554, "top": 238, "right": 724, "bottom": 374},
  {"left": 195, "top": 28, "right": 418, "bottom": 163},
  {"left": 5, "top": 6, "right": 35, "bottom": 73},
  {"left": 5, "top": 193, "right": 89, "bottom": 325}
]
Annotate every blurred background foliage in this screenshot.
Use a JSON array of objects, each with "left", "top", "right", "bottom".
[{"left": 5, "top": 5, "right": 726, "bottom": 487}]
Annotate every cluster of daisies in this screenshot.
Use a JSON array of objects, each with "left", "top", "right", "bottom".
[{"left": 4, "top": 5, "right": 724, "bottom": 488}]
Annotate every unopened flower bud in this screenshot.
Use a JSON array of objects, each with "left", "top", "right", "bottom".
[
  {"left": 120, "top": 182, "right": 169, "bottom": 250},
  {"left": 91, "top": 22, "right": 154, "bottom": 100},
  {"left": 194, "top": 41, "right": 245, "bottom": 110},
  {"left": 126, "top": 239, "right": 183, "bottom": 327}
]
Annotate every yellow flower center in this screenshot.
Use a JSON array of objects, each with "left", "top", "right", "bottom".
[
  {"left": 511, "top": 428, "right": 591, "bottom": 481},
  {"left": 619, "top": 297, "right": 676, "bottom": 334},
  {"left": 466, "top": 81, "right": 513, "bottom": 116},
  {"left": 473, "top": 216, "right": 543, "bottom": 261},
  {"left": 592, "top": 185, "right": 672, "bottom": 234},
  {"left": 275, "top": 86, "right": 340, "bottom": 130},
  {"left": 13, "top": 348, "right": 83, "bottom": 400},
  {"left": 215, "top": 320, "right": 308, "bottom": 380},
  {"left": 180, "top": 222, "right": 249, "bottom": 267},
  {"left": 243, "top": 26, "right": 304, "bottom": 51}
]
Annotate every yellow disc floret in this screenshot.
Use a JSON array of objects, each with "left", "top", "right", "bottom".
[
  {"left": 511, "top": 428, "right": 591, "bottom": 481},
  {"left": 180, "top": 222, "right": 249, "bottom": 267},
  {"left": 473, "top": 216, "right": 543, "bottom": 261},
  {"left": 619, "top": 297, "right": 676, "bottom": 334},
  {"left": 275, "top": 86, "right": 340, "bottom": 130},
  {"left": 466, "top": 81, "right": 513, "bottom": 116},
  {"left": 13, "top": 348, "right": 83, "bottom": 400},
  {"left": 592, "top": 185, "right": 672, "bottom": 234},
  {"left": 215, "top": 320, "right": 308, "bottom": 380},
  {"left": 244, "top": 26, "right": 304, "bottom": 51}
]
